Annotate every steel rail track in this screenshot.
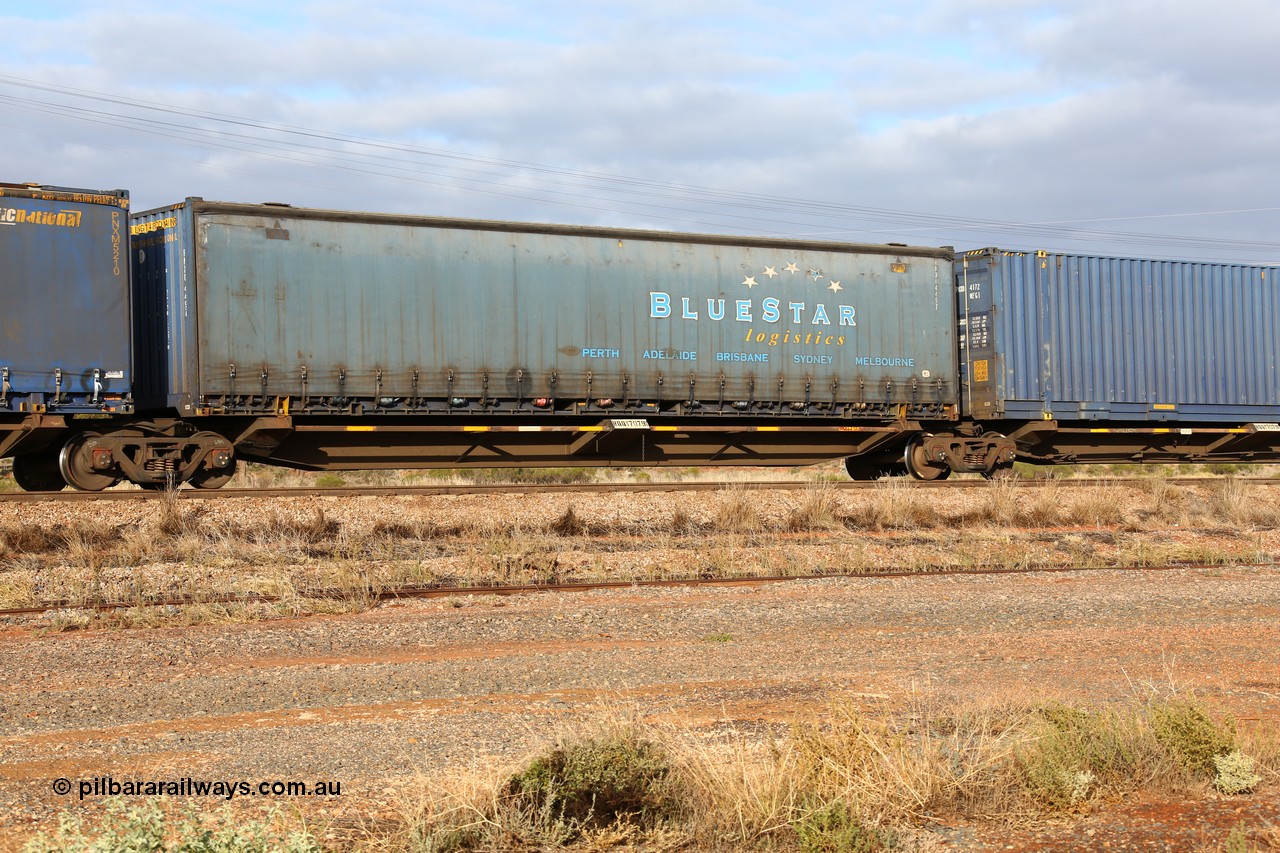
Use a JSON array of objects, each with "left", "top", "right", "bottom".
[
  {"left": 2, "top": 561, "right": 1273, "bottom": 619},
  {"left": 0, "top": 476, "right": 1274, "bottom": 503}
]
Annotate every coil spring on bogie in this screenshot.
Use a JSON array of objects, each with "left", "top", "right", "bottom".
[
  {"left": 145, "top": 458, "right": 179, "bottom": 473},
  {"left": 963, "top": 452, "right": 987, "bottom": 467}
]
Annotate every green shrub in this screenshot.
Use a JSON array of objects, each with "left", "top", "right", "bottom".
[
  {"left": 505, "top": 727, "right": 681, "bottom": 831},
  {"left": 1017, "top": 704, "right": 1143, "bottom": 810},
  {"left": 1149, "top": 698, "right": 1236, "bottom": 777},
  {"left": 1018, "top": 701, "right": 1121, "bottom": 809},
  {"left": 793, "top": 800, "right": 896, "bottom": 853},
  {"left": 1213, "top": 750, "right": 1261, "bottom": 795}
]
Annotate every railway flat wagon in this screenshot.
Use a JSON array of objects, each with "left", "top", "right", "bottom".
[
  {"left": 0, "top": 183, "right": 133, "bottom": 490},
  {"left": 130, "top": 199, "right": 959, "bottom": 475},
  {"left": 956, "top": 248, "right": 1280, "bottom": 466}
]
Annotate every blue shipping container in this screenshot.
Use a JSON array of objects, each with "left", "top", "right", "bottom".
[
  {"left": 0, "top": 183, "right": 132, "bottom": 414},
  {"left": 959, "top": 248, "right": 1280, "bottom": 422},
  {"left": 132, "top": 200, "right": 958, "bottom": 420}
]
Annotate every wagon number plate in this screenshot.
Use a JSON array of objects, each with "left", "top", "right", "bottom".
[{"left": 609, "top": 419, "right": 651, "bottom": 430}]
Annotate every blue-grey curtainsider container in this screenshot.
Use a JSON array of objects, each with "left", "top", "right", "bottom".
[
  {"left": 0, "top": 182, "right": 132, "bottom": 415},
  {"left": 131, "top": 199, "right": 958, "bottom": 421},
  {"left": 957, "top": 248, "right": 1280, "bottom": 423}
]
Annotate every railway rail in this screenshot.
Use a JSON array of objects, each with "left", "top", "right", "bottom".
[
  {"left": 1, "top": 561, "right": 1270, "bottom": 619},
  {"left": 0, "top": 476, "right": 1275, "bottom": 503}
]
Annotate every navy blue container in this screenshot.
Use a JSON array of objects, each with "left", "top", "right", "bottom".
[
  {"left": 959, "top": 248, "right": 1280, "bottom": 422},
  {"left": 132, "top": 199, "right": 958, "bottom": 420},
  {"left": 0, "top": 183, "right": 132, "bottom": 414}
]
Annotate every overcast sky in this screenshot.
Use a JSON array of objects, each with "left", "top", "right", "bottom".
[{"left": 2, "top": 1, "right": 1277, "bottom": 261}]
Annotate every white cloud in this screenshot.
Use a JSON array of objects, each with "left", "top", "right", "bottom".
[{"left": 1, "top": 1, "right": 1277, "bottom": 260}]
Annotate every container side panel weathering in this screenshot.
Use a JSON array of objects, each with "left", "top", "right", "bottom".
[
  {"left": 140, "top": 201, "right": 958, "bottom": 420},
  {"left": 959, "top": 248, "right": 1280, "bottom": 424},
  {"left": 0, "top": 184, "right": 132, "bottom": 414},
  {"left": 131, "top": 202, "right": 199, "bottom": 411}
]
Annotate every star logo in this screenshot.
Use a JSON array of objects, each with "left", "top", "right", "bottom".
[
  {"left": 763, "top": 266, "right": 779, "bottom": 278},
  {"left": 783, "top": 262, "right": 800, "bottom": 274},
  {"left": 808, "top": 268, "right": 824, "bottom": 281},
  {"left": 742, "top": 275, "right": 758, "bottom": 288},
  {"left": 827, "top": 280, "right": 842, "bottom": 293}
]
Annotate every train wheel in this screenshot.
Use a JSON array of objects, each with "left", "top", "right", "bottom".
[
  {"left": 844, "top": 457, "right": 885, "bottom": 481},
  {"left": 844, "top": 458, "right": 908, "bottom": 480},
  {"left": 10, "top": 453, "right": 66, "bottom": 492},
  {"left": 58, "top": 433, "right": 117, "bottom": 492},
  {"left": 190, "top": 457, "right": 237, "bottom": 490},
  {"left": 981, "top": 432, "right": 1018, "bottom": 480},
  {"left": 983, "top": 460, "right": 1018, "bottom": 481},
  {"left": 903, "top": 439, "right": 951, "bottom": 481}
]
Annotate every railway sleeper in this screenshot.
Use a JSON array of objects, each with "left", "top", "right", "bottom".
[{"left": 57, "top": 430, "right": 235, "bottom": 491}]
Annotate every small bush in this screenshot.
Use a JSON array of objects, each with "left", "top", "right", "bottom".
[
  {"left": 1017, "top": 704, "right": 1143, "bottom": 809},
  {"left": 506, "top": 727, "right": 681, "bottom": 831},
  {"left": 1149, "top": 698, "right": 1236, "bottom": 778},
  {"left": 793, "top": 800, "right": 896, "bottom": 853},
  {"left": 1213, "top": 750, "right": 1262, "bottom": 795}
]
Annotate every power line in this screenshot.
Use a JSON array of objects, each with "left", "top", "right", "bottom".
[{"left": 1, "top": 74, "right": 1277, "bottom": 261}]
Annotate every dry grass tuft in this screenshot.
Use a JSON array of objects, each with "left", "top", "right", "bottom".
[
  {"left": 1210, "top": 478, "right": 1280, "bottom": 528},
  {"left": 381, "top": 714, "right": 687, "bottom": 851},
  {"left": 786, "top": 485, "right": 844, "bottom": 532},
  {"left": 4, "top": 477, "right": 1278, "bottom": 625},
  {"left": 548, "top": 504, "right": 589, "bottom": 537},
  {"left": 713, "top": 488, "right": 763, "bottom": 534},
  {"left": 843, "top": 480, "right": 935, "bottom": 531},
  {"left": 358, "top": 691, "right": 1279, "bottom": 851},
  {"left": 1062, "top": 482, "right": 1127, "bottom": 527},
  {"left": 668, "top": 507, "right": 695, "bottom": 534}
]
